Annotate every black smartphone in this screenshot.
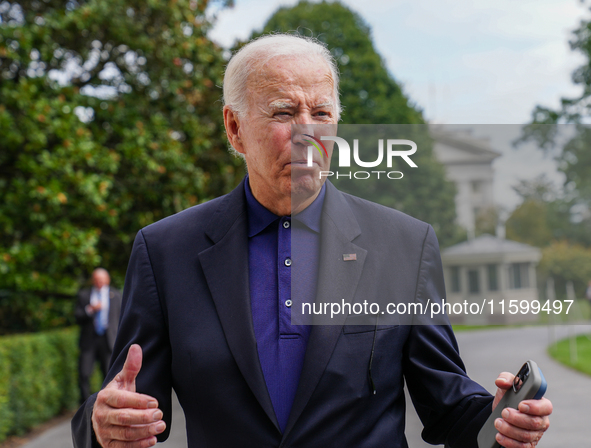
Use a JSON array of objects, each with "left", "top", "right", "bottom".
[{"left": 477, "top": 360, "right": 547, "bottom": 448}]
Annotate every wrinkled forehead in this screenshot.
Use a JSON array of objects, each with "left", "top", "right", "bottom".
[{"left": 246, "top": 54, "right": 335, "bottom": 98}]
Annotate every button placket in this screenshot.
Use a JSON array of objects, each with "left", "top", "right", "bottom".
[{"left": 278, "top": 217, "right": 292, "bottom": 335}]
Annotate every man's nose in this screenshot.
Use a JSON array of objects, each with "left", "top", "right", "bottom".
[
  {"left": 294, "top": 111, "right": 316, "bottom": 126},
  {"left": 291, "top": 123, "right": 316, "bottom": 147}
]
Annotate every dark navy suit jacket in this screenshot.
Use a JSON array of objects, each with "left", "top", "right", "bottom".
[
  {"left": 72, "top": 179, "right": 493, "bottom": 447},
  {"left": 75, "top": 286, "right": 122, "bottom": 352}
]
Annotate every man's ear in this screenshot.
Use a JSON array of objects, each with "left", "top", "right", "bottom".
[{"left": 223, "top": 106, "right": 245, "bottom": 155}]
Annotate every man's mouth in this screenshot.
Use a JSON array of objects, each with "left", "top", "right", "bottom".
[{"left": 284, "top": 160, "right": 321, "bottom": 171}]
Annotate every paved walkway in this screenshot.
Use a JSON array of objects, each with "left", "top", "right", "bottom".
[
  {"left": 405, "top": 324, "right": 591, "bottom": 447},
  {"left": 22, "top": 325, "right": 591, "bottom": 448}
]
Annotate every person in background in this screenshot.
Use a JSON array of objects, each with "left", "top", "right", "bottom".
[{"left": 75, "top": 268, "right": 122, "bottom": 404}]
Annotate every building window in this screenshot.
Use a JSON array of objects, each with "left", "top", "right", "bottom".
[
  {"left": 450, "top": 266, "right": 461, "bottom": 293},
  {"left": 488, "top": 264, "right": 498, "bottom": 291},
  {"left": 508, "top": 263, "right": 530, "bottom": 289},
  {"left": 468, "top": 269, "right": 480, "bottom": 294}
]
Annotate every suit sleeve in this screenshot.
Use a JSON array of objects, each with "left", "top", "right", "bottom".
[
  {"left": 72, "top": 230, "right": 173, "bottom": 447},
  {"left": 403, "top": 225, "right": 493, "bottom": 448},
  {"left": 74, "top": 290, "right": 93, "bottom": 324}
]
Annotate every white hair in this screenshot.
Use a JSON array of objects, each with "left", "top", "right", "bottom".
[{"left": 222, "top": 34, "right": 342, "bottom": 159}]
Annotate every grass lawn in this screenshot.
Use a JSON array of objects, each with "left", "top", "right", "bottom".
[{"left": 548, "top": 334, "right": 591, "bottom": 376}]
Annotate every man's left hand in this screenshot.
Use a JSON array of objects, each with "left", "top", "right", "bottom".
[{"left": 492, "top": 372, "right": 552, "bottom": 447}]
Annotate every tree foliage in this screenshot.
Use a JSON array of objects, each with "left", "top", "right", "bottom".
[
  {"left": 538, "top": 241, "right": 591, "bottom": 299},
  {"left": 0, "top": 0, "right": 242, "bottom": 295},
  {"left": 506, "top": 176, "right": 591, "bottom": 297},
  {"left": 520, "top": 4, "right": 591, "bottom": 245},
  {"left": 505, "top": 175, "right": 591, "bottom": 248},
  {"left": 506, "top": 199, "right": 553, "bottom": 248},
  {"left": 250, "top": 0, "right": 464, "bottom": 247}
]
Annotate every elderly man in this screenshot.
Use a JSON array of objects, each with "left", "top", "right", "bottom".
[{"left": 72, "top": 34, "right": 552, "bottom": 448}]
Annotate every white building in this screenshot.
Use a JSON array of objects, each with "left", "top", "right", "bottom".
[
  {"left": 431, "top": 127, "right": 501, "bottom": 235},
  {"left": 441, "top": 234, "right": 542, "bottom": 325}
]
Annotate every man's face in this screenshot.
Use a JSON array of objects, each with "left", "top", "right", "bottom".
[
  {"left": 229, "top": 55, "right": 337, "bottom": 214},
  {"left": 92, "top": 271, "right": 110, "bottom": 289}
]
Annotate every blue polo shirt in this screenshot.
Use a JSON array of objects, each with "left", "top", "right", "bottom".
[{"left": 245, "top": 178, "right": 325, "bottom": 432}]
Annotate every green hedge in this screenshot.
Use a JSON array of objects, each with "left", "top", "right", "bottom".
[
  {"left": 0, "top": 343, "right": 12, "bottom": 441},
  {"left": 0, "top": 327, "right": 103, "bottom": 442}
]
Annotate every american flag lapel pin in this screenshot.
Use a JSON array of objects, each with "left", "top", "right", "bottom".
[{"left": 343, "top": 253, "right": 357, "bottom": 261}]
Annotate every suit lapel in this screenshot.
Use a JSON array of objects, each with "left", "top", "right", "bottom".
[
  {"left": 284, "top": 182, "right": 367, "bottom": 437},
  {"left": 108, "top": 290, "right": 118, "bottom": 325},
  {"left": 198, "top": 180, "right": 280, "bottom": 432}
]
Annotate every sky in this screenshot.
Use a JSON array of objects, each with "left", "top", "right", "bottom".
[{"left": 208, "top": 0, "right": 590, "bottom": 211}]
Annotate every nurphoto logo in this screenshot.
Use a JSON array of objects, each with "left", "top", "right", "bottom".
[{"left": 305, "top": 135, "right": 418, "bottom": 180}]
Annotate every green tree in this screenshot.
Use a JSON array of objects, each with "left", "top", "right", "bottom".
[
  {"left": 0, "top": 0, "right": 241, "bottom": 298},
  {"left": 506, "top": 200, "right": 553, "bottom": 247},
  {"left": 249, "top": 0, "right": 463, "bottom": 247},
  {"left": 538, "top": 241, "right": 591, "bottom": 299},
  {"left": 520, "top": 3, "right": 591, "bottom": 245},
  {"left": 504, "top": 176, "right": 589, "bottom": 247}
]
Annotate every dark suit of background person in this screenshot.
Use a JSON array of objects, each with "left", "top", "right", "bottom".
[
  {"left": 72, "top": 179, "right": 494, "bottom": 448},
  {"left": 75, "top": 270, "right": 122, "bottom": 404}
]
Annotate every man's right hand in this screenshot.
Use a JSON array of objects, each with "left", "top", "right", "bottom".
[
  {"left": 91, "top": 344, "right": 166, "bottom": 447},
  {"left": 90, "top": 303, "right": 102, "bottom": 313}
]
